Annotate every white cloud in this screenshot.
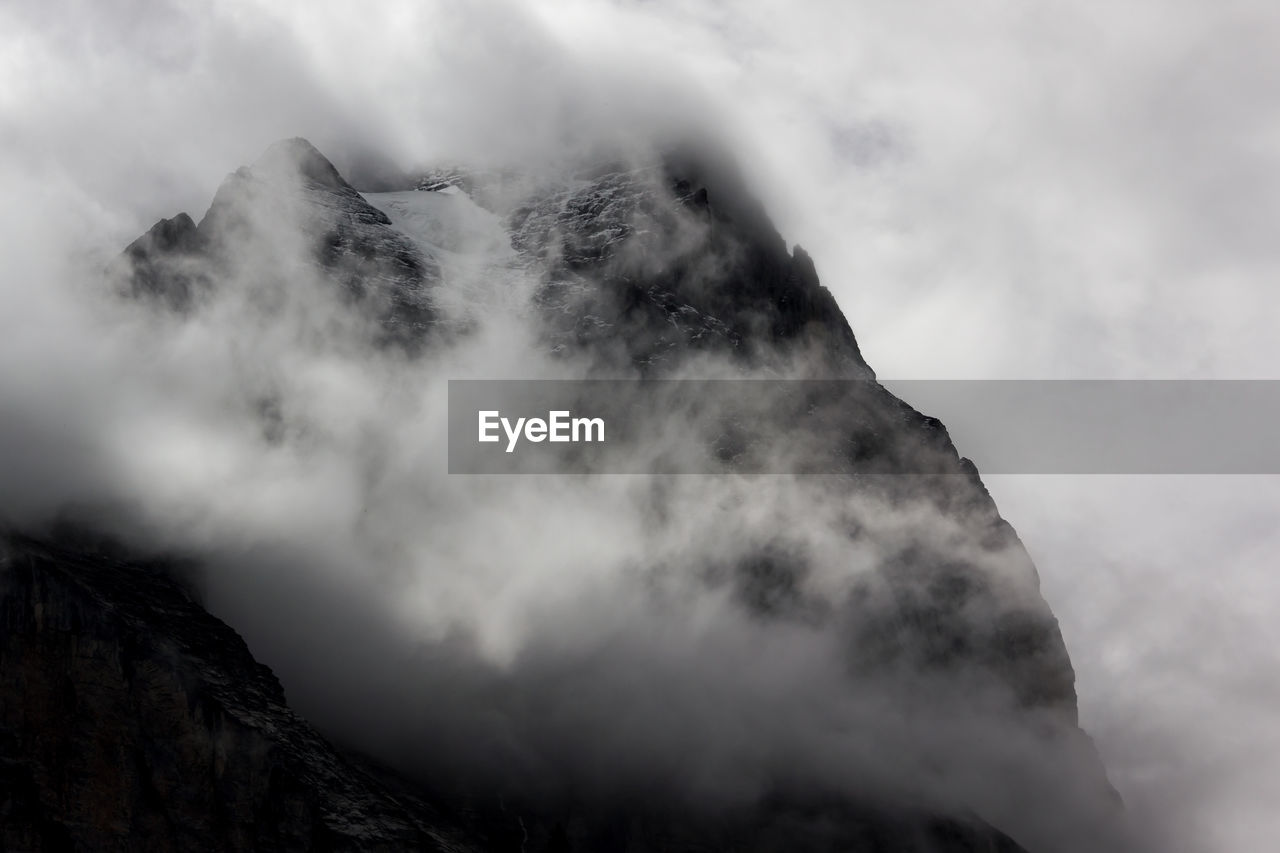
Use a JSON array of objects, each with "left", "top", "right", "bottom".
[{"left": 2, "top": 1, "right": 1277, "bottom": 849}]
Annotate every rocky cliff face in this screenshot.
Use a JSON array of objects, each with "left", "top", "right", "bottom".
[
  {"left": 0, "top": 532, "right": 480, "bottom": 852},
  {"left": 0, "top": 138, "right": 1113, "bottom": 851},
  {"left": 0, "top": 525, "right": 1031, "bottom": 852},
  {"left": 115, "top": 138, "right": 437, "bottom": 344}
]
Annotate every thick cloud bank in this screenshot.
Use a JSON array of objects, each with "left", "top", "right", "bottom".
[{"left": 4, "top": 2, "right": 1275, "bottom": 851}]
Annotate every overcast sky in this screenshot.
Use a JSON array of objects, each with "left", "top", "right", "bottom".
[{"left": 2, "top": 1, "right": 1278, "bottom": 850}]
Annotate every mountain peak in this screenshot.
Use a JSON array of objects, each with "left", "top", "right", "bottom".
[
  {"left": 72, "top": 136, "right": 1123, "bottom": 852},
  {"left": 252, "top": 137, "right": 352, "bottom": 192}
]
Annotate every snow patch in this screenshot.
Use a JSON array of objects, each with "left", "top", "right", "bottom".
[{"left": 362, "top": 190, "right": 530, "bottom": 322}]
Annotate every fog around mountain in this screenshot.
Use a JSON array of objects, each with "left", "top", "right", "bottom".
[{"left": 2, "top": 2, "right": 1278, "bottom": 851}]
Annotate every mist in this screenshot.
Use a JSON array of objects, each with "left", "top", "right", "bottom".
[{"left": 3, "top": 2, "right": 1277, "bottom": 852}]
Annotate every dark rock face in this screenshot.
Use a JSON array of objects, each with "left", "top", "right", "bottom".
[
  {"left": 1, "top": 138, "right": 1111, "bottom": 851},
  {"left": 0, "top": 533, "right": 477, "bottom": 852},
  {"left": 0, "top": 526, "right": 1032, "bottom": 853},
  {"left": 508, "top": 164, "right": 867, "bottom": 373},
  {"left": 110, "top": 138, "right": 438, "bottom": 346},
  {"left": 118, "top": 212, "right": 205, "bottom": 309},
  {"left": 495, "top": 162, "right": 1076, "bottom": 717}
]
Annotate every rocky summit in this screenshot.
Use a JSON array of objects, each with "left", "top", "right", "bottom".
[{"left": 2, "top": 139, "right": 1117, "bottom": 852}]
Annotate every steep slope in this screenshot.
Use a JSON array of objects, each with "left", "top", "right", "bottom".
[
  {"left": 0, "top": 531, "right": 478, "bottom": 852},
  {"left": 372, "top": 155, "right": 1079, "bottom": 720},
  {"left": 114, "top": 138, "right": 438, "bottom": 345},
  {"left": 0, "top": 138, "right": 1118, "bottom": 852},
  {"left": 0, "top": 528, "right": 1031, "bottom": 853}
]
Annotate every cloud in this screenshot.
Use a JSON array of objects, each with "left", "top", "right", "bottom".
[
  {"left": 990, "top": 475, "right": 1280, "bottom": 853},
  {"left": 3, "top": 1, "right": 1276, "bottom": 850},
  {"left": 522, "top": 0, "right": 1280, "bottom": 380}
]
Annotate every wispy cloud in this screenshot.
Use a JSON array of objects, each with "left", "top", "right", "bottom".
[{"left": 2, "top": 2, "right": 1276, "bottom": 850}]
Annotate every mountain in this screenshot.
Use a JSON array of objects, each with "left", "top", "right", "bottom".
[
  {"left": 1, "top": 138, "right": 1117, "bottom": 851},
  {"left": 0, "top": 531, "right": 479, "bottom": 852},
  {"left": 116, "top": 138, "right": 437, "bottom": 343}
]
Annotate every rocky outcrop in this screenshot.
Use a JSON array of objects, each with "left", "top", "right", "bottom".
[
  {"left": 110, "top": 138, "right": 438, "bottom": 346},
  {"left": 0, "top": 138, "right": 1113, "bottom": 851},
  {"left": 0, "top": 526, "right": 1035, "bottom": 853},
  {"left": 0, "top": 532, "right": 477, "bottom": 852},
  {"left": 489, "top": 158, "right": 1078, "bottom": 718},
  {"left": 505, "top": 163, "right": 867, "bottom": 373}
]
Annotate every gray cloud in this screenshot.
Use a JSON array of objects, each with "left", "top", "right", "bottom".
[
  {"left": 2, "top": 1, "right": 1276, "bottom": 851},
  {"left": 991, "top": 475, "right": 1280, "bottom": 853}
]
